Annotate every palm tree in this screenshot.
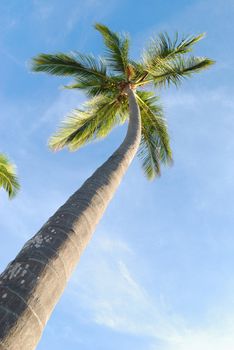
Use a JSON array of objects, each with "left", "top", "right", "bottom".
[
  {"left": 0, "top": 24, "right": 214, "bottom": 349},
  {"left": 0, "top": 153, "right": 19, "bottom": 199}
]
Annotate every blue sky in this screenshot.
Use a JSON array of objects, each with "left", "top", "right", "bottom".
[{"left": 1, "top": 0, "right": 234, "bottom": 349}]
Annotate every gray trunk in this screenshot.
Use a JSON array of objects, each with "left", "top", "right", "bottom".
[{"left": 0, "top": 88, "right": 141, "bottom": 350}]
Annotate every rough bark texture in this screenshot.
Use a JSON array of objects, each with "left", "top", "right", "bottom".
[{"left": 0, "top": 88, "right": 141, "bottom": 350}]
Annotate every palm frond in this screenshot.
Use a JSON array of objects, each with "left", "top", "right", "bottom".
[
  {"left": 49, "top": 94, "right": 128, "bottom": 151},
  {"left": 0, "top": 153, "right": 20, "bottom": 199},
  {"left": 143, "top": 32, "right": 205, "bottom": 63},
  {"left": 31, "top": 52, "right": 108, "bottom": 81},
  {"left": 136, "top": 91, "right": 172, "bottom": 179},
  {"left": 136, "top": 32, "right": 208, "bottom": 85},
  {"left": 95, "top": 23, "right": 130, "bottom": 76},
  {"left": 146, "top": 56, "right": 215, "bottom": 87},
  {"left": 64, "top": 74, "right": 122, "bottom": 98}
]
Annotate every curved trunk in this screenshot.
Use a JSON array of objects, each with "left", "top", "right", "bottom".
[{"left": 0, "top": 88, "right": 141, "bottom": 350}]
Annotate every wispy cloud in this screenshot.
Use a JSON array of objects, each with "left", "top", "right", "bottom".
[
  {"left": 28, "top": 89, "right": 85, "bottom": 134},
  {"left": 66, "top": 232, "right": 234, "bottom": 350},
  {"left": 162, "top": 87, "right": 234, "bottom": 110},
  {"left": 31, "top": 0, "right": 116, "bottom": 44},
  {"left": 67, "top": 235, "right": 183, "bottom": 343},
  {"left": 161, "top": 316, "right": 234, "bottom": 350}
]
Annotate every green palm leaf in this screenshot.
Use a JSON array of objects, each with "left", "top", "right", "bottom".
[
  {"left": 32, "top": 51, "right": 124, "bottom": 97},
  {"left": 144, "top": 32, "right": 205, "bottom": 63},
  {"left": 64, "top": 74, "right": 122, "bottom": 98},
  {"left": 49, "top": 94, "right": 128, "bottom": 151},
  {"left": 31, "top": 52, "right": 108, "bottom": 80},
  {"left": 95, "top": 23, "right": 130, "bottom": 76},
  {"left": 136, "top": 32, "right": 214, "bottom": 86},
  {"left": 136, "top": 91, "right": 172, "bottom": 179},
  {"left": 146, "top": 56, "right": 214, "bottom": 87},
  {"left": 0, "top": 153, "right": 20, "bottom": 199}
]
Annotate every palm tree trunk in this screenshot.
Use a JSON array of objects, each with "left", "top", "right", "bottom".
[{"left": 0, "top": 87, "right": 141, "bottom": 350}]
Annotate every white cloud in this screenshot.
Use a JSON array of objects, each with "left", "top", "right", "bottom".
[
  {"left": 28, "top": 89, "right": 85, "bottom": 134},
  {"left": 31, "top": 0, "right": 115, "bottom": 44},
  {"left": 68, "top": 234, "right": 184, "bottom": 343},
  {"left": 161, "top": 317, "right": 234, "bottom": 350},
  {"left": 162, "top": 87, "right": 234, "bottom": 110},
  {"left": 66, "top": 232, "right": 234, "bottom": 350}
]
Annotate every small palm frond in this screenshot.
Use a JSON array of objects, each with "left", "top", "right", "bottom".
[
  {"left": 146, "top": 56, "right": 215, "bottom": 87},
  {"left": 0, "top": 153, "right": 20, "bottom": 199},
  {"left": 144, "top": 32, "right": 205, "bottom": 63},
  {"left": 136, "top": 32, "right": 211, "bottom": 85},
  {"left": 31, "top": 52, "right": 108, "bottom": 82},
  {"left": 65, "top": 74, "right": 122, "bottom": 98},
  {"left": 95, "top": 23, "right": 130, "bottom": 76},
  {"left": 49, "top": 94, "right": 128, "bottom": 151},
  {"left": 136, "top": 91, "right": 172, "bottom": 179}
]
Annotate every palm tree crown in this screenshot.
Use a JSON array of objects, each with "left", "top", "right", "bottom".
[
  {"left": 32, "top": 23, "right": 214, "bottom": 179},
  {"left": 0, "top": 153, "right": 20, "bottom": 198}
]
